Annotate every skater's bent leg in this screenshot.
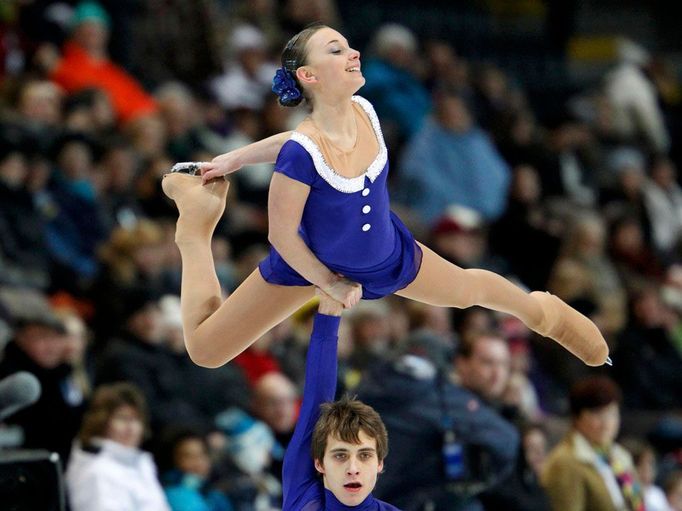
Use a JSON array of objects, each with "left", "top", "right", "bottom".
[
  {"left": 188, "top": 270, "right": 315, "bottom": 367},
  {"left": 163, "top": 172, "right": 315, "bottom": 367},
  {"left": 163, "top": 172, "right": 230, "bottom": 343},
  {"left": 396, "top": 243, "right": 608, "bottom": 366}
]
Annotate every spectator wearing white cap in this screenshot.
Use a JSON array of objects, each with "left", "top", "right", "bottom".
[
  {"left": 642, "top": 157, "right": 682, "bottom": 257},
  {"left": 360, "top": 23, "right": 432, "bottom": 143},
  {"left": 430, "top": 205, "right": 509, "bottom": 275},
  {"left": 605, "top": 38, "right": 670, "bottom": 154},
  {"left": 210, "top": 24, "right": 279, "bottom": 111}
]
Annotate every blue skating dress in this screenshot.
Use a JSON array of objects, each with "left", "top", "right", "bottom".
[{"left": 258, "top": 96, "right": 422, "bottom": 300}]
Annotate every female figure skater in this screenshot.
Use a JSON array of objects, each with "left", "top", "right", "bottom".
[{"left": 161, "top": 24, "right": 609, "bottom": 369}]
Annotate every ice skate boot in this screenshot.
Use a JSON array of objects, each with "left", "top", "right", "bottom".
[
  {"left": 162, "top": 162, "right": 229, "bottom": 243},
  {"left": 530, "top": 291, "right": 610, "bottom": 366}
]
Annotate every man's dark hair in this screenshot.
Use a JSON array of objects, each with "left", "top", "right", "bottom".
[
  {"left": 569, "top": 375, "right": 622, "bottom": 417},
  {"left": 312, "top": 395, "right": 388, "bottom": 463}
]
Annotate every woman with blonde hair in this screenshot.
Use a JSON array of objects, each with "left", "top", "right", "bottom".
[{"left": 548, "top": 211, "right": 627, "bottom": 336}]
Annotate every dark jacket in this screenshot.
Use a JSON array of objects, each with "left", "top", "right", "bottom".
[
  {"left": 613, "top": 324, "right": 682, "bottom": 410},
  {"left": 479, "top": 450, "right": 551, "bottom": 511},
  {"left": 96, "top": 332, "right": 206, "bottom": 431},
  {"left": 96, "top": 331, "right": 249, "bottom": 431},
  {"left": 358, "top": 357, "right": 519, "bottom": 511},
  {"left": 0, "top": 341, "right": 85, "bottom": 464},
  {"left": 0, "top": 181, "right": 50, "bottom": 288}
]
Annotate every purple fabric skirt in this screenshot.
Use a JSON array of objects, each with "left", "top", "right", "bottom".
[{"left": 258, "top": 212, "right": 423, "bottom": 300}]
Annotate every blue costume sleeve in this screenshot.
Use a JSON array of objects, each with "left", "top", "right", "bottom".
[
  {"left": 274, "top": 139, "right": 317, "bottom": 186},
  {"left": 282, "top": 313, "right": 341, "bottom": 510}
]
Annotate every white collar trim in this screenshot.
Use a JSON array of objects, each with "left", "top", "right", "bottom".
[{"left": 290, "top": 96, "right": 387, "bottom": 194}]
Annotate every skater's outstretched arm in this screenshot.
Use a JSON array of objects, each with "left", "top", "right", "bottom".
[
  {"left": 200, "top": 131, "right": 292, "bottom": 182},
  {"left": 283, "top": 291, "right": 343, "bottom": 510}
]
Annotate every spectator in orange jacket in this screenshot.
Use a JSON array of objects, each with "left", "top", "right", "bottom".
[{"left": 42, "top": 1, "right": 157, "bottom": 124}]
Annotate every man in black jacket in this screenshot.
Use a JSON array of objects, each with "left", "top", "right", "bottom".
[
  {"left": 357, "top": 329, "right": 519, "bottom": 511},
  {"left": 95, "top": 288, "right": 203, "bottom": 431},
  {"left": 0, "top": 311, "right": 84, "bottom": 465}
]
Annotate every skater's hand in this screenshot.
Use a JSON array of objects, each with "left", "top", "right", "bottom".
[
  {"left": 200, "top": 152, "right": 243, "bottom": 183},
  {"left": 322, "top": 275, "right": 362, "bottom": 309},
  {"left": 315, "top": 288, "right": 344, "bottom": 316}
]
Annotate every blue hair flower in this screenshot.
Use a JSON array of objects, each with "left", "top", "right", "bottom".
[{"left": 272, "top": 68, "right": 302, "bottom": 104}]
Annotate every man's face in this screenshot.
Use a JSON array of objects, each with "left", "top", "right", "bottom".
[
  {"left": 106, "top": 405, "right": 144, "bottom": 448},
  {"left": 575, "top": 402, "right": 620, "bottom": 448},
  {"left": 314, "top": 430, "right": 383, "bottom": 506},
  {"left": 174, "top": 438, "right": 211, "bottom": 478},
  {"left": 457, "top": 336, "right": 510, "bottom": 401},
  {"left": 73, "top": 21, "right": 109, "bottom": 53},
  {"left": 252, "top": 373, "right": 298, "bottom": 434},
  {"left": 16, "top": 325, "right": 67, "bottom": 369},
  {"left": 126, "top": 304, "right": 164, "bottom": 344}
]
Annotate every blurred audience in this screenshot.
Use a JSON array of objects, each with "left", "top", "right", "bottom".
[
  {"left": 92, "top": 219, "right": 175, "bottom": 339},
  {"left": 210, "top": 24, "right": 279, "bottom": 112},
  {"left": 665, "top": 471, "right": 682, "bottom": 511},
  {"left": 480, "top": 423, "right": 552, "bottom": 511},
  {"left": 95, "top": 288, "right": 208, "bottom": 431},
  {"left": 548, "top": 211, "right": 627, "bottom": 337},
  {"left": 40, "top": 1, "right": 158, "bottom": 124},
  {"left": 455, "top": 330, "right": 511, "bottom": 406},
  {"left": 397, "top": 88, "right": 510, "bottom": 224},
  {"left": 159, "top": 428, "right": 234, "bottom": 511},
  {"left": 612, "top": 285, "right": 682, "bottom": 410},
  {"left": 66, "top": 382, "right": 170, "bottom": 511},
  {"left": 361, "top": 23, "right": 431, "bottom": 145},
  {"left": 541, "top": 376, "right": 644, "bottom": 511},
  {"left": 622, "top": 438, "right": 671, "bottom": 511},
  {"left": 538, "top": 115, "right": 598, "bottom": 208},
  {"left": 359, "top": 329, "right": 518, "bottom": 510},
  {"left": 0, "top": 139, "right": 51, "bottom": 289},
  {"left": 604, "top": 39, "right": 670, "bottom": 155},
  {"left": 250, "top": 371, "right": 299, "bottom": 482},
  {"left": 643, "top": 157, "right": 682, "bottom": 259},
  {"left": 0, "top": 299, "right": 84, "bottom": 463},
  {"left": 490, "top": 164, "right": 561, "bottom": 290},
  {"left": 430, "top": 205, "right": 509, "bottom": 275}
]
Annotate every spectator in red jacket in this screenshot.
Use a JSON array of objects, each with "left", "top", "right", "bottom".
[{"left": 40, "top": 1, "right": 157, "bottom": 124}]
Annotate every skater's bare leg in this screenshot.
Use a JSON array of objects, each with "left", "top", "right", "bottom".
[
  {"left": 396, "top": 243, "right": 608, "bottom": 366},
  {"left": 163, "top": 173, "right": 315, "bottom": 367},
  {"left": 190, "top": 270, "right": 315, "bottom": 367}
]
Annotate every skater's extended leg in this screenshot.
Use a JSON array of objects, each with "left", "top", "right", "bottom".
[{"left": 396, "top": 243, "right": 608, "bottom": 366}]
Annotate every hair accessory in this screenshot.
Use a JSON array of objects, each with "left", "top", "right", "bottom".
[{"left": 272, "top": 68, "right": 302, "bottom": 105}]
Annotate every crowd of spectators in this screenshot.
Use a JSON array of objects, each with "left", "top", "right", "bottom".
[{"left": 1, "top": 1, "right": 682, "bottom": 510}]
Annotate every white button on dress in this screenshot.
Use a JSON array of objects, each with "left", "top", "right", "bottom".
[
  {"left": 362, "top": 188, "right": 370, "bottom": 196},
  {"left": 362, "top": 223, "right": 371, "bottom": 232},
  {"left": 362, "top": 205, "right": 371, "bottom": 214}
]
